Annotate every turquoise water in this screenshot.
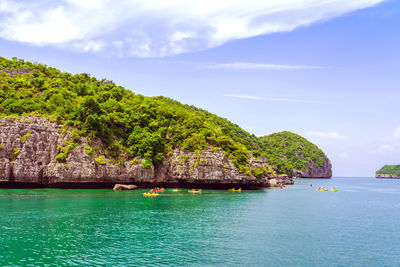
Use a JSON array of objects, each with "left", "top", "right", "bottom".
[{"left": 1, "top": 177, "right": 400, "bottom": 266}]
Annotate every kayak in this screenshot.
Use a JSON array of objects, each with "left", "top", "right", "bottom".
[
  {"left": 188, "top": 190, "right": 202, "bottom": 194},
  {"left": 143, "top": 193, "right": 159, "bottom": 197},
  {"left": 151, "top": 188, "right": 165, "bottom": 192},
  {"left": 169, "top": 189, "right": 181, "bottom": 192},
  {"left": 331, "top": 189, "right": 338, "bottom": 191},
  {"left": 228, "top": 188, "right": 242, "bottom": 192}
]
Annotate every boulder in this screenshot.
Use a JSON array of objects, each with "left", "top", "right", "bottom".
[{"left": 113, "top": 184, "right": 138, "bottom": 191}]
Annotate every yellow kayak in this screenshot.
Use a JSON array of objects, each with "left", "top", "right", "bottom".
[
  {"left": 228, "top": 188, "right": 242, "bottom": 192},
  {"left": 188, "top": 190, "right": 202, "bottom": 194},
  {"left": 170, "top": 188, "right": 181, "bottom": 192},
  {"left": 331, "top": 189, "right": 338, "bottom": 191},
  {"left": 143, "top": 192, "right": 159, "bottom": 197}
]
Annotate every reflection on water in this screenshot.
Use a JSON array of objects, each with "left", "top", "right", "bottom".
[{"left": 1, "top": 177, "right": 400, "bottom": 266}]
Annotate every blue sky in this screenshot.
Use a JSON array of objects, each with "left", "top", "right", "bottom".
[{"left": 0, "top": 0, "right": 399, "bottom": 176}]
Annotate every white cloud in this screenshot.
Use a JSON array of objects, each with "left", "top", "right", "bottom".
[
  {"left": 394, "top": 125, "right": 400, "bottom": 138},
  {"left": 375, "top": 125, "right": 400, "bottom": 154},
  {"left": 377, "top": 144, "right": 395, "bottom": 153},
  {"left": 208, "top": 62, "right": 326, "bottom": 70},
  {"left": 0, "top": 0, "right": 385, "bottom": 57},
  {"left": 307, "top": 131, "right": 347, "bottom": 139},
  {"left": 224, "top": 94, "right": 318, "bottom": 103},
  {"left": 70, "top": 40, "right": 107, "bottom": 53}
]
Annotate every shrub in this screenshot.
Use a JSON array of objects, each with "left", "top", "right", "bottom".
[
  {"left": 55, "top": 152, "right": 67, "bottom": 163},
  {"left": 13, "top": 148, "right": 20, "bottom": 155},
  {"left": 19, "top": 131, "right": 31, "bottom": 143},
  {"left": 84, "top": 146, "right": 94, "bottom": 157},
  {"left": 94, "top": 155, "right": 107, "bottom": 165},
  {"left": 251, "top": 167, "right": 265, "bottom": 179},
  {"left": 183, "top": 155, "right": 189, "bottom": 163}
]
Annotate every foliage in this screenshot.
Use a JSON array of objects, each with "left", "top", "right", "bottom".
[
  {"left": 56, "top": 141, "right": 79, "bottom": 163},
  {"left": 251, "top": 167, "right": 266, "bottom": 179},
  {"left": 0, "top": 56, "right": 328, "bottom": 176},
  {"left": 19, "top": 131, "right": 31, "bottom": 143},
  {"left": 258, "top": 131, "right": 326, "bottom": 175},
  {"left": 55, "top": 153, "right": 67, "bottom": 163},
  {"left": 13, "top": 148, "right": 20, "bottom": 155},
  {"left": 84, "top": 146, "right": 94, "bottom": 157},
  {"left": 94, "top": 155, "right": 106, "bottom": 165},
  {"left": 183, "top": 155, "right": 189, "bottom": 163}
]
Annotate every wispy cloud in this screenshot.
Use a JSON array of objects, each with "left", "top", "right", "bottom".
[
  {"left": 377, "top": 144, "right": 395, "bottom": 153},
  {"left": 307, "top": 131, "right": 347, "bottom": 139},
  {"left": 375, "top": 125, "right": 400, "bottom": 154},
  {"left": 208, "top": 62, "right": 326, "bottom": 70},
  {"left": 148, "top": 60, "right": 326, "bottom": 71},
  {"left": 0, "top": 0, "right": 385, "bottom": 57},
  {"left": 393, "top": 125, "right": 400, "bottom": 138},
  {"left": 224, "top": 94, "right": 319, "bottom": 103}
]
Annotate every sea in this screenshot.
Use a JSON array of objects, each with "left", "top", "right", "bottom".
[{"left": 0, "top": 177, "right": 399, "bottom": 266}]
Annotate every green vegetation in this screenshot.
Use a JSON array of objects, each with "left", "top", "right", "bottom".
[
  {"left": 258, "top": 131, "right": 326, "bottom": 175},
  {"left": 94, "top": 155, "right": 107, "bottom": 165},
  {"left": 13, "top": 148, "right": 20, "bottom": 155},
  {"left": 183, "top": 155, "right": 189, "bottom": 163},
  {"left": 376, "top": 165, "right": 400, "bottom": 176},
  {"left": 84, "top": 146, "right": 94, "bottom": 157},
  {"left": 0, "top": 56, "right": 328, "bottom": 176},
  {"left": 56, "top": 141, "right": 79, "bottom": 163},
  {"left": 20, "top": 131, "right": 31, "bottom": 143},
  {"left": 131, "top": 158, "right": 139, "bottom": 164}
]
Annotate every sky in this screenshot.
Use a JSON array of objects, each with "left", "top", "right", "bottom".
[{"left": 0, "top": 0, "right": 399, "bottom": 177}]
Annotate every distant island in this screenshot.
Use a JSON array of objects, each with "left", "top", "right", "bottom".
[
  {"left": 376, "top": 165, "right": 400, "bottom": 178},
  {"left": 0, "top": 56, "right": 332, "bottom": 188}
]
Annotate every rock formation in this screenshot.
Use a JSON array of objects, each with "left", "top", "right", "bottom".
[
  {"left": 113, "top": 184, "right": 138, "bottom": 190},
  {"left": 376, "top": 174, "right": 400, "bottom": 178},
  {"left": 293, "top": 156, "right": 332, "bottom": 178},
  {"left": 0, "top": 117, "right": 294, "bottom": 188},
  {"left": 0, "top": 67, "right": 32, "bottom": 77}
]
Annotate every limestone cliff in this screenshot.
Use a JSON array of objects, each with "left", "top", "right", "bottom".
[
  {"left": 376, "top": 174, "right": 400, "bottom": 179},
  {"left": 293, "top": 156, "right": 332, "bottom": 178},
  {"left": 0, "top": 117, "right": 292, "bottom": 188}
]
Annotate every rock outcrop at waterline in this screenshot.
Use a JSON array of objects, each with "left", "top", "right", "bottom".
[
  {"left": 113, "top": 184, "right": 138, "bottom": 190},
  {"left": 376, "top": 165, "right": 400, "bottom": 178},
  {"left": 0, "top": 117, "right": 293, "bottom": 188},
  {"left": 376, "top": 174, "right": 400, "bottom": 178}
]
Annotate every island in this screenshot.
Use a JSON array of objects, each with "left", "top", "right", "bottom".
[
  {"left": 376, "top": 165, "right": 400, "bottom": 178},
  {"left": 0, "top": 56, "right": 332, "bottom": 188}
]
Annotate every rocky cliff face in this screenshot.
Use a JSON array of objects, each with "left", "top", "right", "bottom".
[
  {"left": 0, "top": 117, "right": 293, "bottom": 188},
  {"left": 156, "top": 149, "right": 293, "bottom": 187},
  {"left": 0, "top": 67, "right": 32, "bottom": 77},
  {"left": 293, "top": 156, "right": 332, "bottom": 178},
  {"left": 376, "top": 174, "right": 400, "bottom": 179}
]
